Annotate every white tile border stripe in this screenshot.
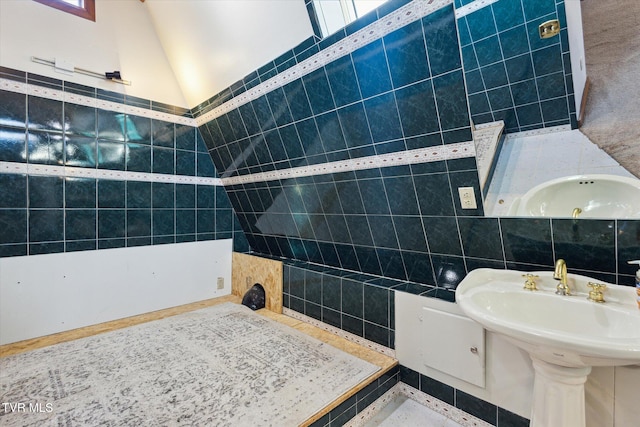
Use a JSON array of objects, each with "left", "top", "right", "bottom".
[
  {"left": 194, "top": 0, "right": 454, "bottom": 126},
  {"left": 0, "top": 161, "right": 221, "bottom": 186},
  {"left": 0, "top": 140, "right": 475, "bottom": 187},
  {"left": 1, "top": 0, "right": 454, "bottom": 129},
  {"left": 221, "top": 140, "right": 475, "bottom": 186},
  {"left": 0, "top": 0, "right": 462, "bottom": 135},
  {"left": 398, "top": 383, "right": 494, "bottom": 427},
  {"left": 342, "top": 384, "right": 402, "bottom": 427},
  {"left": 505, "top": 124, "right": 571, "bottom": 140},
  {"left": 454, "top": 0, "right": 499, "bottom": 19},
  {"left": 1, "top": 0, "right": 476, "bottom": 189},
  {"left": 0, "top": 78, "right": 197, "bottom": 127}
]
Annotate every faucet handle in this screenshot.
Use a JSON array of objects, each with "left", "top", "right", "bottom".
[
  {"left": 522, "top": 274, "right": 539, "bottom": 291},
  {"left": 587, "top": 282, "right": 606, "bottom": 303}
]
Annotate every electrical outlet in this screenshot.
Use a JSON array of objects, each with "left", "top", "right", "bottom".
[
  {"left": 217, "top": 277, "right": 224, "bottom": 290},
  {"left": 458, "top": 187, "right": 477, "bottom": 209}
]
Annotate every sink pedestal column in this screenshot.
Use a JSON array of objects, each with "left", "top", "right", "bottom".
[{"left": 530, "top": 357, "right": 591, "bottom": 427}]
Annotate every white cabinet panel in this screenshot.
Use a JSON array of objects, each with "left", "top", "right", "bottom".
[
  {"left": 395, "top": 292, "right": 485, "bottom": 388},
  {"left": 396, "top": 291, "right": 535, "bottom": 418},
  {"left": 420, "top": 307, "right": 485, "bottom": 387}
]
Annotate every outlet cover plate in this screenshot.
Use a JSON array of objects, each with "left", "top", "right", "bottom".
[{"left": 458, "top": 187, "right": 477, "bottom": 209}]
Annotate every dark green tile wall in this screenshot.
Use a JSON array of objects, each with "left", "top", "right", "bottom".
[
  {"left": 0, "top": 67, "right": 248, "bottom": 257},
  {"left": 199, "top": 3, "right": 488, "bottom": 287},
  {"left": 194, "top": 0, "right": 637, "bottom": 289},
  {"left": 400, "top": 364, "right": 530, "bottom": 427},
  {"left": 458, "top": 0, "right": 577, "bottom": 132}
]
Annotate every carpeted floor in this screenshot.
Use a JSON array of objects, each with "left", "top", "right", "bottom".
[
  {"left": 0, "top": 303, "right": 379, "bottom": 426},
  {"left": 580, "top": 0, "right": 640, "bottom": 178}
]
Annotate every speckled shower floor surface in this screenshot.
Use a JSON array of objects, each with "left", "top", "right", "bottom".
[{"left": 363, "top": 395, "right": 464, "bottom": 427}]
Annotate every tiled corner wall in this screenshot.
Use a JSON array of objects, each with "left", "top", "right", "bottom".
[
  {"left": 286, "top": 262, "right": 395, "bottom": 349},
  {"left": 456, "top": 0, "right": 577, "bottom": 132},
  {"left": 0, "top": 67, "right": 249, "bottom": 257},
  {"left": 193, "top": 0, "right": 638, "bottom": 288},
  {"left": 283, "top": 215, "right": 640, "bottom": 344},
  {"left": 283, "top": 259, "right": 456, "bottom": 349},
  {"left": 196, "top": 0, "right": 487, "bottom": 286}
]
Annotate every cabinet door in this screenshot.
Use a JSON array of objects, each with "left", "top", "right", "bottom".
[{"left": 420, "top": 307, "right": 485, "bottom": 388}]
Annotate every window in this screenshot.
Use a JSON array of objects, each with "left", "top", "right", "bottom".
[
  {"left": 312, "top": 0, "right": 387, "bottom": 37},
  {"left": 33, "top": 0, "right": 96, "bottom": 22}
]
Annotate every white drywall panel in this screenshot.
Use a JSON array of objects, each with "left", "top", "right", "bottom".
[{"left": 0, "top": 240, "right": 232, "bottom": 345}]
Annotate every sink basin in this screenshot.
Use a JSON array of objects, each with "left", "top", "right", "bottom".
[
  {"left": 455, "top": 268, "right": 640, "bottom": 367},
  {"left": 456, "top": 268, "right": 640, "bottom": 427},
  {"left": 508, "top": 174, "right": 640, "bottom": 218}
]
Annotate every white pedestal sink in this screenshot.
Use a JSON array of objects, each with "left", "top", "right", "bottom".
[
  {"left": 530, "top": 357, "right": 590, "bottom": 427},
  {"left": 455, "top": 268, "right": 640, "bottom": 427}
]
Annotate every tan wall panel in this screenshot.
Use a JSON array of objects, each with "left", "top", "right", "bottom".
[{"left": 232, "top": 252, "right": 283, "bottom": 313}]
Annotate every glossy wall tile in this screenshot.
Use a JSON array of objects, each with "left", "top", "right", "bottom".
[
  {"left": 190, "top": 0, "right": 637, "bottom": 288},
  {"left": 400, "top": 364, "right": 530, "bottom": 427},
  {"left": 197, "top": 2, "right": 483, "bottom": 287},
  {"left": 458, "top": 0, "right": 577, "bottom": 132},
  {"left": 0, "top": 67, "right": 249, "bottom": 258}
]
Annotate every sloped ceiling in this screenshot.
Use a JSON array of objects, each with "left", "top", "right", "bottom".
[{"left": 145, "top": 0, "right": 314, "bottom": 108}]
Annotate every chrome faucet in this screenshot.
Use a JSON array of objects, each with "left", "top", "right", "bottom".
[{"left": 553, "top": 259, "right": 571, "bottom": 295}]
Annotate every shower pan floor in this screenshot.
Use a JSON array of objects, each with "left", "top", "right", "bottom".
[
  {"left": 363, "top": 394, "right": 464, "bottom": 427},
  {"left": 346, "top": 383, "right": 496, "bottom": 427}
]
